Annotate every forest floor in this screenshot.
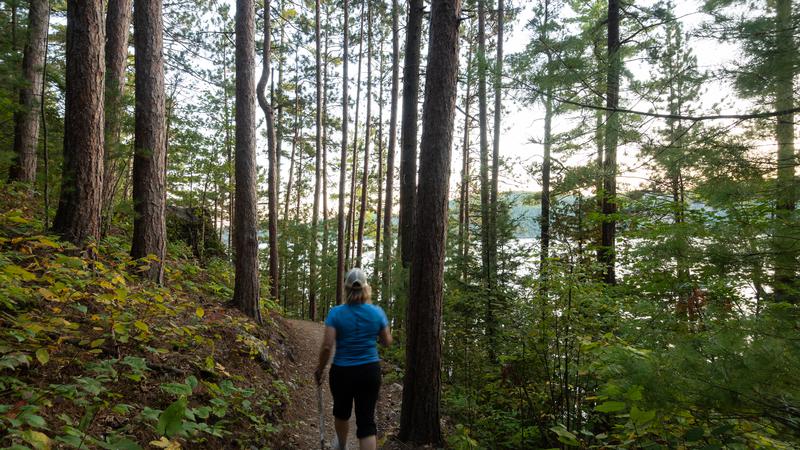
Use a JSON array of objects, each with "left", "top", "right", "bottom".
[{"left": 277, "top": 319, "right": 408, "bottom": 450}]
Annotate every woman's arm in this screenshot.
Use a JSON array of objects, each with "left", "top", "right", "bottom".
[
  {"left": 314, "top": 326, "right": 336, "bottom": 384},
  {"left": 379, "top": 326, "right": 393, "bottom": 347}
]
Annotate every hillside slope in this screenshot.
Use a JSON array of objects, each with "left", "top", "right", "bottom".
[{"left": 0, "top": 192, "right": 296, "bottom": 449}]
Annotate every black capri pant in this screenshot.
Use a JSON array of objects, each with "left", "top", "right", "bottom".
[{"left": 329, "top": 362, "right": 382, "bottom": 438}]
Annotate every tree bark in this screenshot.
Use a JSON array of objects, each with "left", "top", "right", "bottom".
[
  {"left": 322, "top": 10, "right": 331, "bottom": 310},
  {"left": 599, "top": 0, "right": 620, "bottom": 285},
  {"left": 101, "top": 0, "right": 133, "bottom": 218},
  {"left": 382, "top": 0, "right": 400, "bottom": 306},
  {"left": 9, "top": 0, "right": 49, "bottom": 184},
  {"left": 541, "top": 90, "right": 552, "bottom": 278},
  {"left": 398, "top": 0, "right": 424, "bottom": 267},
  {"left": 398, "top": 0, "right": 461, "bottom": 444},
  {"left": 53, "top": 0, "right": 105, "bottom": 245},
  {"left": 773, "top": 0, "right": 797, "bottom": 303},
  {"left": 476, "top": 0, "right": 495, "bottom": 357},
  {"left": 477, "top": 0, "right": 490, "bottom": 288},
  {"left": 336, "top": 0, "right": 350, "bottom": 304},
  {"left": 375, "top": 35, "right": 385, "bottom": 290},
  {"left": 310, "top": 0, "right": 323, "bottom": 321},
  {"left": 130, "top": 0, "right": 166, "bottom": 284},
  {"left": 458, "top": 38, "right": 474, "bottom": 282},
  {"left": 257, "top": 0, "right": 280, "bottom": 302},
  {"left": 347, "top": 3, "right": 365, "bottom": 266},
  {"left": 232, "top": 0, "right": 262, "bottom": 321},
  {"left": 356, "top": 0, "right": 373, "bottom": 267},
  {"left": 284, "top": 55, "right": 299, "bottom": 224},
  {"left": 488, "top": 0, "right": 503, "bottom": 285},
  {"left": 540, "top": 3, "right": 553, "bottom": 285}
]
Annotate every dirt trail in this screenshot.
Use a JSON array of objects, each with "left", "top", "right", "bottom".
[{"left": 278, "top": 319, "right": 403, "bottom": 449}]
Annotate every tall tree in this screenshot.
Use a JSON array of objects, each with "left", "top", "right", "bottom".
[
  {"left": 232, "top": 0, "right": 261, "bottom": 321},
  {"left": 375, "top": 35, "right": 385, "bottom": 288},
  {"left": 458, "top": 35, "right": 474, "bottom": 282},
  {"left": 310, "top": 0, "right": 323, "bottom": 321},
  {"left": 476, "top": 0, "right": 495, "bottom": 355},
  {"left": 382, "top": 0, "right": 400, "bottom": 303},
  {"left": 772, "top": 0, "right": 797, "bottom": 302},
  {"left": 398, "top": 0, "right": 424, "bottom": 267},
  {"left": 336, "top": 0, "right": 350, "bottom": 304},
  {"left": 53, "top": 0, "right": 105, "bottom": 244},
  {"left": 356, "top": 0, "right": 373, "bottom": 266},
  {"left": 599, "top": 0, "right": 620, "bottom": 284},
  {"left": 488, "top": 0, "right": 504, "bottom": 286},
  {"left": 398, "top": 0, "right": 461, "bottom": 444},
  {"left": 9, "top": 0, "right": 49, "bottom": 183},
  {"left": 477, "top": 0, "right": 491, "bottom": 288},
  {"left": 101, "top": 0, "right": 133, "bottom": 217},
  {"left": 346, "top": 2, "right": 365, "bottom": 265},
  {"left": 257, "top": 0, "right": 280, "bottom": 302},
  {"left": 130, "top": 0, "right": 167, "bottom": 284},
  {"left": 321, "top": 8, "right": 331, "bottom": 308}
]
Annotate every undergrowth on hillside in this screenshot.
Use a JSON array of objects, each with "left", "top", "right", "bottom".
[{"left": 0, "top": 190, "right": 287, "bottom": 449}]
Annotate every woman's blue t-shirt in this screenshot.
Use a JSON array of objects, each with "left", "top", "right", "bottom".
[{"left": 325, "top": 303, "right": 389, "bottom": 366}]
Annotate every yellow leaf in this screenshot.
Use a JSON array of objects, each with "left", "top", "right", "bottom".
[
  {"left": 36, "top": 348, "right": 49, "bottom": 365},
  {"left": 25, "top": 323, "right": 44, "bottom": 335},
  {"left": 8, "top": 215, "right": 30, "bottom": 224},
  {"left": 4, "top": 264, "right": 36, "bottom": 281},
  {"left": 150, "top": 437, "right": 181, "bottom": 449},
  {"left": 134, "top": 320, "right": 150, "bottom": 333},
  {"left": 38, "top": 288, "right": 57, "bottom": 301},
  {"left": 22, "top": 430, "right": 51, "bottom": 450},
  {"left": 195, "top": 307, "right": 205, "bottom": 319},
  {"left": 90, "top": 338, "right": 105, "bottom": 348},
  {"left": 35, "top": 236, "right": 61, "bottom": 249}
]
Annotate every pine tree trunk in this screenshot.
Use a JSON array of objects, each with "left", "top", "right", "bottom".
[
  {"left": 9, "top": 0, "right": 48, "bottom": 184},
  {"left": 130, "top": 0, "right": 166, "bottom": 284},
  {"left": 540, "top": 5, "right": 553, "bottom": 283},
  {"left": 773, "top": 0, "right": 797, "bottom": 303},
  {"left": 398, "top": 0, "right": 461, "bottom": 444},
  {"left": 476, "top": 0, "right": 495, "bottom": 356},
  {"left": 477, "top": 0, "right": 490, "bottom": 288},
  {"left": 257, "top": 0, "right": 280, "bottom": 302},
  {"left": 310, "top": 0, "right": 323, "bottom": 321},
  {"left": 375, "top": 37, "right": 385, "bottom": 285},
  {"left": 599, "top": 0, "right": 620, "bottom": 285},
  {"left": 53, "top": 0, "right": 105, "bottom": 245},
  {"left": 398, "top": 0, "right": 424, "bottom": 267},
  {"left": 382, "top": 0, "right": 400, "bottom": 305},
  {"left": 356, "top": 0, "right": 373, "bottom": 267},
  {"left": 284, "top": 65, "right": 299, "bottom": 224},
  {"left": 458, "top": 38, "right": 474, "bottom": 282},
  {"left": 223, "top": 47, "right": 234, "bottom": 252},
  {"left": 488, "top": 0, "right": 503, "bottom": 284},
  {"left": 231, "top": 0, "right": 262, "bottom": 321},
  {"left": 347, "top": 3, "right": 365, "bottom": 266},
  {"left": 336, "top": 0, "right": 351, "bottom": 305},
  {"left": 322, "top": 13, "right": 331, "bottom": 309},
  {"left": 101, "top": 0, "right": 133, "bottom": 218},
  {"left": 541, "top": 90, "right": 552, "bottom": 277}
]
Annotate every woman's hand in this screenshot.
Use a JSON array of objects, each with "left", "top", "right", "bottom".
[{"left": 314, "top": 366, "right": 324, "bottom": 385}]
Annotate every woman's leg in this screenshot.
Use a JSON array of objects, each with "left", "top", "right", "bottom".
[
  {"left": 358, "top": 435, "right": 377, "bottom": 450},
  {"left": 353, "top": 363, "right": 381, "bottom": 449},
  {"left": 335, "top": 418, "right": 350, "bottom": 449},
  {"left": 330, "top": 365, "right": 354, "bottom": 449}
]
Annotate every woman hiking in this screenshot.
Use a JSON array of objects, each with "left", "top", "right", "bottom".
[{"left": 314, "top": 268, "right": 393, "bottom": 450}]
